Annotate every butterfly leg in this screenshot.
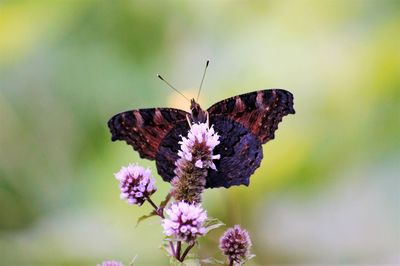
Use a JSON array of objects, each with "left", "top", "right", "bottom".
[
  {"left": 206, "top": 111, "right": 210, "bottom": 128},
  {"left": 186, "top": 114, "right": 192, "bottom": 128}
]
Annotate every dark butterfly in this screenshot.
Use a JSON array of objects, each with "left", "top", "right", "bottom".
[{"left": 108, "top": 89, "right": 295, "bottom": 188}]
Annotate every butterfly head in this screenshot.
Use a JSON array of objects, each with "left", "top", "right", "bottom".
[{"left": 190, "top": 99, "right": 207, "bottom": 123}]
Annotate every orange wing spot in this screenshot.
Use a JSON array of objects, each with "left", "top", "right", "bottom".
[
  {"left": 154, "top": 109, "right": 164, "bottom": 124},
  {"left": 234, "top": 96, "right": 245, "bottom": 112},
  {"left": 133, "top": 111, "right": 144, "bottom": 126}
]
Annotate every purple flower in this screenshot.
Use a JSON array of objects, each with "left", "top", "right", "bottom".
[
  {"left": 97, "top": 260, "right": 124, "bottom": 266},
  {"left": 171, "top": 122, "right": 221, "bottom": 203},
  {"left": 114, "top": 164, "right": 156, "bottom": 206},
  {"left": 176, "top": 122, "right": 220, "bottom": 171},
  {"left": 162, "top": 201, "right": 208, "bottom": 243},
  {"left": 219, "top": 225, "right": 252, "bottom": 264}
]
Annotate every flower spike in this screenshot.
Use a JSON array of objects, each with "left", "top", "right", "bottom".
[{"left": 171, "top": 122, "right": 221, "bottom": 203}]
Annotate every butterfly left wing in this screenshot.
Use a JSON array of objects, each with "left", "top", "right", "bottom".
[
  {"left": 108, "top": 108, "right": 189, "bottom": 160},
  {"left": 207, "top": 89, "right": 295, "bottom": 144}
]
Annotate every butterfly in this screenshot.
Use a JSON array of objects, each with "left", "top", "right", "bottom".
[{"left": 108, "top": 89, "right": 295, "bottom": 189}]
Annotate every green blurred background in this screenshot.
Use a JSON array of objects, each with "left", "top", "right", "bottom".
[{"left": 1, "top": 1, "right": 399, "bottom": 265}]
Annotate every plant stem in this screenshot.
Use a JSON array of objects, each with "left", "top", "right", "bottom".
[
  {"left": 176, "top": 241, "right": 181, "bottom": 261},
  {"left": 146, "top": 196, "right": 164, "bottom": 218},
  {"left": 229, "top": 258, "right": 234, "bottom": 266},
  {"left": 179, "top": 242, "right": 195, "bottom": 262},
  {"left": 146, "top": 195, "right": 177, "bottom": 261},
  {"left": 169, "top": 241, "right": 176, "bottom": 258}
]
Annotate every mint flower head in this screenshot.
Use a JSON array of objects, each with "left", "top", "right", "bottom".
[
  {"left": 171, "top": 122, "right": 220, "bottom": 203},
  {"left": 162, "top": 201, "right": 208, "bottom": 243},
  {"left": 177, "top": 122, "right": 220, "bottom": 170},
  {"left": 114, "top": 164, "right": 157, "bottom": 206},
  {"left": 219, "top": 225, "right": 252, "bottom": 265},
  {"left": 97, "top": 260, "right": 124, "bottom": 266}
]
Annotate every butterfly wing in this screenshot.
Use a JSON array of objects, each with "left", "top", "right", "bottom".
[
  {"left": 206, "top": 117, "right": 263, "bottom": 188},
  {"left": 155, "top": 122, "right": 190, "bottom": 183},
  {"left": 109, "top": 89, "right": 294, "bottom": 189},
  {"left": 207, "top": 89, "right": 295, "bottom": 144},
  {"left": 108, "top": 108, "right": 189, "bottom": 160},
  {"left": 154, "top": 117, "right": 262, "bottom": 188},
  {"left": 203, "top": 89, "right": 295, "bottom": 188}
]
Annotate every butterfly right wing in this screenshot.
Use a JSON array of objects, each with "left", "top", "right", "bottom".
[
  {"left": 207, "top": 89, "right": 295, "bottom": 144},
  {"left": 206, "top": 117, "right": 264, "bottom": 188},
  {"left": 203, "top": 89, "right": 295, "bottom": 188},
  {"left": 108, "top": 108, "right": 189, "bottom": 160}
]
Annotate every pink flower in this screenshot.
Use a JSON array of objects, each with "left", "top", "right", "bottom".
[
  {"left": 97, "top": 260, "right": 124, "bottom": 266},
  {"left": 219, "top": 225, "right": 252, "bottom": 264},
  {"left": 162, "top": 201, "right": 207, "bottom": 243},
  {"left": 176, "top": 123, "right": 220, "bottom": 171},
  {"left": 114, "top": 164, "right": 156, "bottom": 206},
  {"left": 171, "top": 122, "right": 221, "bottom": 203}
]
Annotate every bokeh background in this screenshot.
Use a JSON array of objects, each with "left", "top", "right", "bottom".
[{"left": 1, "top": 1, "right": 399, "bottom": 265}]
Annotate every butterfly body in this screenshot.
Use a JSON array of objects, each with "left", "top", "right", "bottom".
[{"left": 108, "top": 89, "right": 295, "bottom": 188}]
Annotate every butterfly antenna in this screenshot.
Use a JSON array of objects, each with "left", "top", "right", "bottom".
[
  {"left": 196, "top": 60, "right": 210, "bottom": 102},
  {"left": 157, "top": 74, "right": 191, "bottom": 103}
]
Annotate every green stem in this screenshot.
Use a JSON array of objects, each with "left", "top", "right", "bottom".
[{"left": 180, "top": 242, "right": 195, "bottom": 262}]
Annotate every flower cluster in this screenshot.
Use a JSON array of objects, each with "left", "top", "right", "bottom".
[
  {"left": 219, "top": 225, "right": 252, "bottom": 265},
  {"left": 171, "top": 122, "right": 220, "bottom": 203},
  {"left": 114, "top": 164, "right": 157, "bottom": 206},
  {"left": 97, "top": 261, "right": 124, "bottom": 266},
  {"left": 162, "top": 201, "right": 207, "bottom": 243},
  {"left": 110, "top": 120, "right": 256, "bottom": 264},
  {"left": 176, "top": 123, "right": 220, "bottom": 170}
]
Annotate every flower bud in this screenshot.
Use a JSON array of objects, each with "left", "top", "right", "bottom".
[{"left": 219, "top": 225, "right": 252, "bottom": 264}]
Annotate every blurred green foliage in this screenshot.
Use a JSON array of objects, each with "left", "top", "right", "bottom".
[{"left": 0, "top": 0, "right": 399, "bottom": 265}]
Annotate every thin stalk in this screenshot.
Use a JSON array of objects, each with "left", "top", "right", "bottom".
[
  {"left": 169, "top": 241, "right": 176, "bottom": 258},
  {"left": 146, "top": 195, "right": 178, "bottom": 261},
  {"left": 180, "top": 242, "right": 195, "bottom": 262},
  {"left": 176, "top": 241, "right": 181, "bottom": 261},
  {"left": 146, "top": 196, "right": 164, "bottom": 218}
]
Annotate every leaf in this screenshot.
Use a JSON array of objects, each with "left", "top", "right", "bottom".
[
  {"left": 242, "top": 254, "right": 256, "bottom": 264},
  {"left": 169, "top": 255, "right": 183, "bottom": 265},
  {"left": 203, "top": 217, "right": 225, "bottom": 233},
  {"left": 169, "top": 257, "right": 201, "bottom": 266},
  {"left": 184, "top": 251, "right": 199, "bottom": 260},
  {"left": 160, "top": 237, "right": 177, "bottom": 258},
  {"left": 202, "top": 254, "right": 255, "bottom": 265},
  {"left": 160, "top": 240, "right": 173, "bottom": 257},
  {"left": 135, "top": 210, "right": 157, "bottom": 227},
  {"left": 201, "top": 257, "right": 226, "bottom": 265},
  {"left": 181, "top": 258, "right": 201, "bottom": 266}
]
